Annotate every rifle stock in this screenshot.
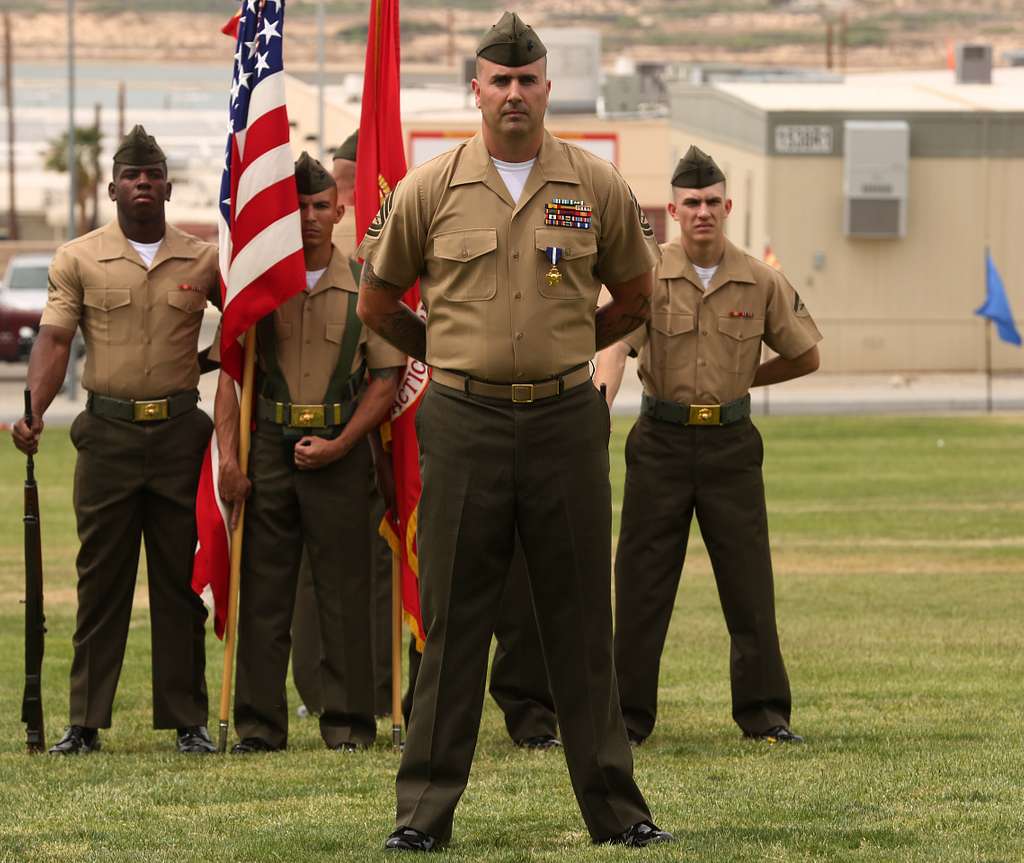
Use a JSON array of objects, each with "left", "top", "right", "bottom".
[{"left": 21, "top": 388, "right": 45, "bottom": 753}]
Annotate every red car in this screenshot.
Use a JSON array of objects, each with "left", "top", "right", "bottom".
[{"left": 0, "top": 253, "right": 52, "bottom": 362}]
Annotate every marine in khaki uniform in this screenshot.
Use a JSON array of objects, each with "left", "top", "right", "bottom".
[
  {"left": 595, "top": 146, "right": 822, "bottom": 746},
  {"left": 215, "top": 153, "right": 404, "bottom": 752},
  {"left": 357, "top": 12, "right": 671, "bottom": 851},
  {"left": 12, "top": 126, "right": 218, "bottom": 755}
]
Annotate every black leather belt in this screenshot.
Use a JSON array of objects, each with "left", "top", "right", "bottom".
[
  {"left": 641, "top": 393, "right": 751, "bottom": 426},
  {"left": 87, "top": 389, "right": 199, "bottom": 422},
  {"left": 432, "top": 364, "right": 592, "bottom": 404}
]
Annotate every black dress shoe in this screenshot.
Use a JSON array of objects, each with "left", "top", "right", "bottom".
[
  {"left": 744, "top": 725, "right": 804, "bottom": 743},
  {"left": 48, "top": 725, "right": 100, "bottom": 755},
  {"left": 230, "top": 737, "right": 280, "bottom": 754},
  {"left": 384, "top": 826, "right": 438, "bottom": 852},
  {"left": 177, "top": 725, "right": 216, "bottom": 753},
  {"left": 601, "top": 820, "right": 675, "bottom": 847},
  {"left": 516, "top": 734, "right": 562, "bottom": 750}
]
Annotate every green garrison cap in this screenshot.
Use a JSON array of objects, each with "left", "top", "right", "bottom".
[
  {"left": 333, "top": 130, "right": 358, "bottom": 162},
  {"left": 671, "top": 145, "right": 726, "bottom": 189},
  {"left": 113, "top": 124, "right": 166, "bottom": 166},
  {"left": 476, "top": 11, "right": 546, "bottom": 67},
  {"left": 294, "top": 151, "right": 335, "bottom": 195}
]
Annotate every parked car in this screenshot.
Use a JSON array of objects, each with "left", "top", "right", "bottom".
[{"left": 0, "top": 253, "right": 52, "bottom": 362}]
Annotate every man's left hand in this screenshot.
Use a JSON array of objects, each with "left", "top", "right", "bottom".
[{"left": 293, "top": 435, "right": 345, "bottom": 470}]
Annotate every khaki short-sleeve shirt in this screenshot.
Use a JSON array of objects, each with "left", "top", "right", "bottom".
[
  {"left": 626, "top": 238, "right": 822, "bottom": 405},
  {"left": 357, "top": 131, "right": 657, "bottom": 381},
  {"left": 40, "top": 220, "right": 218, "bottom": 400},
  {"left": 257, "top": 246, "right": 405, "bottom": 404}
]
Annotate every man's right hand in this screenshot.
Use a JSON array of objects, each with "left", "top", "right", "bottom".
[
  {"left": 217, "top": 459, "right": 252, "bottom": 531},
  {"left": 11, "top": 415, "right": 44, "bottom": 456}
]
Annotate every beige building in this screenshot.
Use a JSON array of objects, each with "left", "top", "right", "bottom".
[
  {"left": 668, "top": 68, "right": 1024, "bottom": 373},
  {"left": 286, "top": 64, "right": 1023, "bottom": 374}
]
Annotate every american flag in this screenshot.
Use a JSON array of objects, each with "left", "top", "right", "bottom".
[
  {"left": 192, "top": 0, "right": 304, "bottom": 637},
  {"left": 217, "top": 0, "right": 304, "bottom": 381}
]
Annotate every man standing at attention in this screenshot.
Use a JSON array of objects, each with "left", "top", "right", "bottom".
[
  {"left": 11, "top": 126, "right": 218, "bottom": 754},
  {"left": 595, "top": 145, "right": 821, "bottom": 747},
  {"left": 216, "top": 154, "right": 404, "bottom": 753},
  {"left": 357, "top": 11, "right": 672, "bottom": 851}
]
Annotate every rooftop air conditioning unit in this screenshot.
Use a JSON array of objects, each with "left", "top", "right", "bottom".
[
  {"left": 956, "top": 43, "right": 992, "bottom": 84},
  {"left": 843, "top": 120, "right": 909, "bottom": 240}
]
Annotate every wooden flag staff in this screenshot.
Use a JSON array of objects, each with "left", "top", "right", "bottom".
[{"left": 217, "top": 328, "right": 257, "bottom": 753}]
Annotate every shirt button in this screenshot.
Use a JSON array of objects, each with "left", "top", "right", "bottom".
[
  {"left": 512, "top": 250, "right": 520, "bottom": 260},
  {"left": 697, "top": 359, "right": 706, "bottom": 366},
  {"left": 304, "top": 371, "right": 310, "bottom": 377},
  {"left": 144, "top": 368, "right": 151, "bottom": 375},
  {"left": 700, "top": 330, "right": 708, "bottom": 336},
  {"left": 514, "top": 291, "right": 522, "bottom": 299},
  {"left": 515, "top": 332, "right": 523, "bottom": 340}
]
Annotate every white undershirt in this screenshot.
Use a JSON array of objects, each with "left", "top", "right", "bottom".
[
  {"left": 492, "top": 157, "right": 536, "bottom": 204},
  {"left": 128, "top": 238, "right": 163, "bottom": 269},
  {"left": 305, "top": 268, "right": 327, "bottom": 293},
  {"left": 693, "top": 263, "right": 719, "bottom": 290}
]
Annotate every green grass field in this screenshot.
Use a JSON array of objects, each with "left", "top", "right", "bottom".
[{"left": 1, "top": 416, "right": 1023, "bottom": 862}]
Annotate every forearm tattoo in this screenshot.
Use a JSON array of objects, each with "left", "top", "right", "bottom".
[
  {"left": 595, "top": 290, "right": 650, "bottom": 351},
  {"left": 370, "top": 365, "right": 403, "bottom": 381},
  {"left": 360, "top": 262, "right": 427, "bottom": 361}
]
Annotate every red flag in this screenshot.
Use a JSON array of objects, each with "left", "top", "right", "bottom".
[
  {"left": 192, "top": 0, "right": 305, "bottom": 636},
  {"left": 221, "top": 9, "right": 242, "bottom": 39},
  {"left": 356, "top": 0, "right": 425, "bottom": 648}
]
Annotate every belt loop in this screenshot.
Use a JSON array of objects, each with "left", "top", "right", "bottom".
[
  {"left": 463, "top": 374, "right": 471, "bottom": 396},
  {"left": 557, "top": 374, "right": 564, "bottom": 396}
]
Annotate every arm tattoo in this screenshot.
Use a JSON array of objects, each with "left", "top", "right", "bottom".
[
  {"left": 369, "top": 365, "right": 403, "bottom": 381},
  {"left": 595, "top": 291, "right": 650, "bottom": 351},
  {"left": 361, "top": 261, "right": 406, "bottom": 299},
  {"left": 378, "top": 308, "right": 427, "bottom": 363}
]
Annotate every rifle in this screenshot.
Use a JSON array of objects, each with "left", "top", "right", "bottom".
[{"left": 21, "top": 389, "right": 46, "bottom": 753}]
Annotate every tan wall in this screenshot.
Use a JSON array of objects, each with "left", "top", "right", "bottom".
[{"left": 766, "top": 155, "right": 1024, "bottom": 373}]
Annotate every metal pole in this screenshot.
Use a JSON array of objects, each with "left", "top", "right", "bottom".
[
  {"left": 67, "top": 0, "right": 76, "bottom": 239},
  {"left": 316, "top": 0, "right": 325, "bottom": 161},
  {"left": 4, "top": 11, "right": 17, "bottom": 240},
  {"left": 117, "top": 80, "right": 125, "bottom": 141},
  {"left": 92, "top": 101, "right": 100, "bottom": 232},
  {"left": 985, "top": 319, "right": 992, "bottom": 413}
]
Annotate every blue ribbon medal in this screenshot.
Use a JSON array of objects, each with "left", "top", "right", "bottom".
[{"left": 544, "top": 246, "right": 563, "bottom": 288}]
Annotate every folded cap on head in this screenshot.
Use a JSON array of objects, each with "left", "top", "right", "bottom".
[
  {"left": 671, "top": 145, "right": 726, "bottom": 188},
  {"left": 294, "top": 151, "right": 335, "bottom": 195},
  {"left": 476, "top": 11, "right": 546, "bottom": 67},
  {"left": 113, "top": 124, "right": 166, "bottom": 166},
  {"left": 333, "top": 130, "right": 358, "bottom": 162}
]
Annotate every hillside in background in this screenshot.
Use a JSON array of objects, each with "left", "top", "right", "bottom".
[{"left": 8, "top": 0, "right": 1024, "bottom": 70}]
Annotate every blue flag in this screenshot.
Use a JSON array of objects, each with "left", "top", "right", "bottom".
[{"left": 975, "top": 252, "right": 1022, "bottom": 347}]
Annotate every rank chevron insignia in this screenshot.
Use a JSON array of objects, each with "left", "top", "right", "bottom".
[{"left": 365, "top": 188, "right": 395, "bottom": 240}]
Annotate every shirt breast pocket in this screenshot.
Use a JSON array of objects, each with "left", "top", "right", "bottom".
[
  {"left": 715, "top": 315, "right": 765, "bottom": 374},
  {"left": 650, "top": 311, "right": 695, "bottom": 369},
  {"left": 534, "top": 228, "right": 597, "bottom": 300},
  {"left": 82, "top": 288, "right": 133, "bottom": 345},
  {"left": 166, "top": 291, "right": 207, "bottom": 315},
  {"left": 432, "top": 229, "right": 498, "bottom": 302}
]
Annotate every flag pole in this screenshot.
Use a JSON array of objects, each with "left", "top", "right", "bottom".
[
  {"left": 391, "top": 545, "right": 403, "bottom": 749},
  {"left": 217, "top": 326, "right": 257, "bottom": 753},
  {"left": 984, "top": 318, "right": 993, "bottom": 414}
]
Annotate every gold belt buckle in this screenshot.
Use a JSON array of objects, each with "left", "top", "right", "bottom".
[
  {"left": 289, "top": 404, "right": 325, "bottom": 427},
  {"left": 688, "top": 404, "right": 721, "bottom": 425},
  {"left": 133, "top": 399, "right": 169, "bottom": 421},
  {"left": 511, "top": 383, "right": 535, "bottom": 404}
]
